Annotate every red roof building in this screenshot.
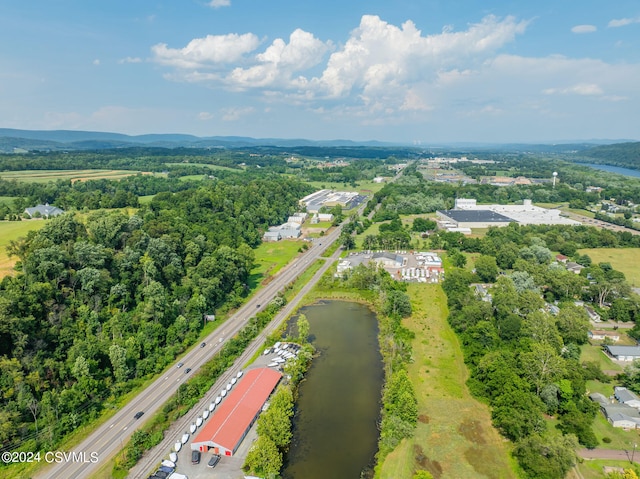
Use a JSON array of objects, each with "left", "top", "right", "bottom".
[{"left": 191, "top": 368, "right": 282, "bottom": 456}]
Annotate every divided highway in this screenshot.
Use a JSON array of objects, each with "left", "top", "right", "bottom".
[{"left": 37, "top": 226, "right": 344, "bottom": 479}]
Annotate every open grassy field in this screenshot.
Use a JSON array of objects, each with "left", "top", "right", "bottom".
[
  {"left": 0, "top": 196, "right": 15, "bottom": 206},
  {"left": 248, "top": 240, "right": 304, "bottom": 289},
  {"left": 0, "top": 220, "right": 47, "bottom": 277},
  {"left": 138, "top": 194, "right": 155, "bottom": 204},
  {"left": 578, "top": 459, "right": 640, "bottom": 479},
  {"left": 376, "top": 283, "right": 517, "bottom": 479},
  {"left": 305, "top": 179, "right": 387, "bottom": 195},
  {"left": 0, "top": 169, "right": 150, "bottom": 183},
  {"left": 165, "top": 162, "right": 241, "bottom": 172},
  {"left": 579, "top": 248, "right": 640, "bottom": 286}
]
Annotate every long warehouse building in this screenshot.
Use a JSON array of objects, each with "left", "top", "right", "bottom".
[{"left": 191, "top": 368, "right": 282, "bottom": 456}]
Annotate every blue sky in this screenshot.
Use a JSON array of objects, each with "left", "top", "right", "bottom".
[{"left": 1, "top": 0, "right": 639, "bottom": 143}]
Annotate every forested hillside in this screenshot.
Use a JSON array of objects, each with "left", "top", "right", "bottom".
[
  {"left": 0, "top": 175, "right": 311, "bottom": 453},
  {"left": 577, "top": 142, "right": 640, "bottom": 170}
]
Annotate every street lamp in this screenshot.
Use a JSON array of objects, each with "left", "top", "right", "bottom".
[{"left": 632, "top": 443, "right": 637, "bottom": 463}]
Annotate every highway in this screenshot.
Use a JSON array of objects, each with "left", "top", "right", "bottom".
[{"left": 36, "top": 224, "right": 344, "bottom": 479}]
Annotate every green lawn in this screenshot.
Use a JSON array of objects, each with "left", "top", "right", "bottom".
[
  {"left": 165, "top": 162, "right": 241, "bottom": 172},
  {"left": 0, "top": 196, "right": 16, "bottom": 206},
  {"left": 305, "top": 179, "right": 387, "bottom": 194},
  {"left": 138, "top": 194, "right": 155, "bottom": 204},
  {"left": 0, "top": 220, "right": 47, "bottom": 277},
  {"left": 376, "top": 284, "right": 517, "bottom": 479},
  {"left": 579, "top": 248, "right": 640, "bottom": 286},
  {"left": 580, "top": 343, "right": 623, "bottom": 373}
]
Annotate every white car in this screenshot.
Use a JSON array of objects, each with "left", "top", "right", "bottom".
[{"left": 181, "top": 433, "right": 189, "bottom": 444}]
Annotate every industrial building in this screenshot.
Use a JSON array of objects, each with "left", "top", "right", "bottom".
[
  {"left": 437, "top": 198, "right": 581, "bottom": 229},
  {"left": 299, "top": 189, "right": 364, "bottom": 212},
  {"left": 191, "top": 368, "right": 282, "bottom": 456},
  {"left": 336, "top": 251, "right": 443, "bottom": 283}
]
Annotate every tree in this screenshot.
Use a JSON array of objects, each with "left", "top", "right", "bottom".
[
  {"left": 340, "top": 231, "right": 355, "bottom": 250},
  {"left": 555, "top": 305, "right": 590, "bottom": 345},
  {"left": 513, "top": 433, "right": 578, "bottom": 479},
  {"left": 413, "top": 472, "right": 434, "bottom": 479},
  {"left": 520, "top": 343, "right": 566, "bottom": 395},
  {"left": 243, "top": 435, "right": 282, "bottom": 477},
  {"left": 384, "top": 290, "right": 412, "bottom": 317},
  {"left": 412, "top": 217, "right": 436, "bottom": 232},
  {"left": 296, "top": 314, "right": 310, "bottom": 343},
  {"left": 475, "top": 255, "right": 498, "bottom": 282}
]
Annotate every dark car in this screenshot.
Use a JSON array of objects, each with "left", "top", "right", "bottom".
[
  {"left": 134, "top": 411, "right": 144, "bottom": 419},
  {"left": 200, "top": 342, "right": 206, "bottom": 348},
  {"left": 185, "top": 368, "right": 192, "bottom": 374},
  {"left": 191, "top": 450, "right": 201, "bottom": 464},
  {"left": 256, "top": 303, "right": 261, "bottom": 308},
  {"left": 207, "top": 454, "right": 221, "bottom": 468}
]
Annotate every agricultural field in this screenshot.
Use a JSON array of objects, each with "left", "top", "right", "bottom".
[
  {"left": 165, "top": 162, "right": 241, "bottom": 172},
  {"left": 377, "top": 283, "right": 517, "bottom": 479},
  {"left": 579, "top": 248, "right": 640, "bottom": 286},
  {"left": 0, "top": 220, "right": 47, "bottom": 277},
  {"left": 0, "top": 169, "right": 152, "bottom": 183}
]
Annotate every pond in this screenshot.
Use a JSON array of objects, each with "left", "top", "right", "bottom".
[{"left": 282, "top": 300, "right": 384, "bottom": 479}]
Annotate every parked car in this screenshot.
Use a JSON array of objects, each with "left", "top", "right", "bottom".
[
  {"left": 207, "top": 454, "right": 221, "bottom": 468},
  {"left": 191, "top": 450, "right": 201, "bottom": 464},
  {"left": 133, "top": 411, "right": 144, "bottom": 420},
  {"left": 200, "top": 342, "right": 206, "bottom": 348}
]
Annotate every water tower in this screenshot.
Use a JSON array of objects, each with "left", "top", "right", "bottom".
[{"left": 552, "top": 171, "right": 558, "bottom": 187}]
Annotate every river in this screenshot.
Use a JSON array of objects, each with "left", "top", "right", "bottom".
[
  {"left": 584, "top": 163, "right": 640, "bottom": 178},
  {"left": 282, "top": 300, "right": 383, "bottom": 479}
]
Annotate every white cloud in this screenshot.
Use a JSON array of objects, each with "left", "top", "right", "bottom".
[
  {"left": 571, "top": 24, "right": 597, "bottom": 34},
  {"left": 221, "top": 106, "right": 254, "bottom": 121},
  {"left": 118, "top": 56, "right": 142, "bottom": 64},
  {"left": 227, "top": 28, "right": 331, "bottom": 90},
  {"left": 198, "top": 112, "right": 214, "bottom": 120},
  {"left": 543, "top": 83, "right": 603, "bottom": 96},
  {"left": 209, "top": 0, "right": 230, "bottom": 8},
  {"left": 151, "top": 32, "right": 260, "bottom": 68},
  {"left": 608, "top": 17, "right": 640, "bottom": 27},
  {"left": 93, "top": 59, "right": 100, "bottom": 66}
]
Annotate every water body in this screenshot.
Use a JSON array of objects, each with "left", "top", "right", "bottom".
[
  {"left": 584, "top": 163, "right": 640, "bottom": 178},
  {"left": 282, "top": 300, "right": 383, "bottom": 479}
]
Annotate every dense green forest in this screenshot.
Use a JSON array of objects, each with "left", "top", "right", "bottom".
[{"left": 0, "top": 175, "right": 312, "bottom": 455}]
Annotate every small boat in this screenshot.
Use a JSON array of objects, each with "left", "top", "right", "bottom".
[
  {"left": 209, "top": 402, "right": 215, "bottom": 411},
  {"left": 236, "top": 371, "right": 243, "bottom": 378},
  {"left": 226, "top": 383, "right": 232, "bottom": 391},
  {"left": 231, "top": 377, "right": 237, "bottom": 385},
  {"left": 221, "top": 389, "right": 227, "bottom": 397},
  {"left": 268, "top": 362, "right": 279, "bottom": 367},
  {"left": 181, "top": 433, "right": 189, "bottom": 444},
  {"left": 174, "top": 442, "right": 182, "bottom": 452},
  {"left": 274, "top": 342, "right": 281, "bottom": 349},
  {"left": 196, "top": 417, "right": 203, "bottom": 427},
  {"left": 203, "top": 410, "right": 209, "bottom": 419},
  {"left": 169, "top": 452, "right": 178, "bottom": 463},
  {"left": 162, "top": 459, "right": 176, "bottom": 468},
  {"left": 189, "top": 423, "right": 196, "bottom": 434},
  {"left": 263, "top": 348, "right": 271, "bottom": 355},
  {"left": 214, "top": 396, "right": 222, "bottom": 405}
]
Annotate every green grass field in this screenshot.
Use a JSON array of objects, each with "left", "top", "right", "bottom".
[
  {"left": 138, "top": 194, "right": 155, "bottom": 204},
  {"left": 165, "top": 162, "right": 241, "bottom": 172},
  {"left": 248, "top": 240, "right": 304, "bottom": 289},
  {"left": 376, "top": 283, "right": 517, "bottom": 479},
  {"left": 0, "top": 196, "right": 16, "bottom": 206},
  {"left": 0, "top": 169, "right": 152, "bottom": 183},
  {"left": 305, "top": 179, "right": 387, "bottom": 194},
  {"left": 579, "top": 248, "right": 640, "bottom": 286},
  {"left": 0, "top": 220, "right": 47, "bottom": 277}
]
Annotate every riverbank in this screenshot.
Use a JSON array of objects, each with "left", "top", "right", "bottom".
[{"left": 376, "top": 283, "right": 518, "bottom": 479}]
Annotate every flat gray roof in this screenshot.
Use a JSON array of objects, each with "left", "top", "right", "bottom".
[{"left": 438, "top": 209, "right": 514, "bottom": 223}]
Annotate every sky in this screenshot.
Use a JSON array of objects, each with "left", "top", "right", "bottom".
[{"left": 1, "top": 0, "right": 639, "bottom": 143}]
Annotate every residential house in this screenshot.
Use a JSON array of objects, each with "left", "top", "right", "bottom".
[
  {"left": 615, "top": 387, "right": 640, "bottom": 409},
  {"left": 585, "top": 306, "right": 601, "bottom": 322},
  {"left": 588, "top": 330, "right": 620, "bottom": 342},
  {"left": 262, "top": 231, "right": 282, "bottom": 242},
  {"left": 565, "top": 262, "right": 585, "bottom": 274},
  {"left": 555, "top": 254, "right": 569, "bottom": 263},
  {"left": 604, "top": 345, "right": 640, "bottom": 362},
  {"left": 24, "top": 203, "right": 64, "bottom": 218},
  {"left": 600, "top": 403, "right": 640, "bottom": 429}
]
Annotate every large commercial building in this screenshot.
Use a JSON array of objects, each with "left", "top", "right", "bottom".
[
  {"left": 191, "top": 368, "right": 282, "bottom": 456},
  {"left": 437, "top": 198, "right": 581, "bottom": 229},
  {"left": 299, "top": 189, "right": 364, "bottom": 212}
]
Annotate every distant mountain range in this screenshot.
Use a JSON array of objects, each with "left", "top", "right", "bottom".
[
  {"left": 0, "top": 128, "right": 636, "bottom": 155},
  {"left": 0, "top": 128, "right": 397, "bottom": 152}
]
